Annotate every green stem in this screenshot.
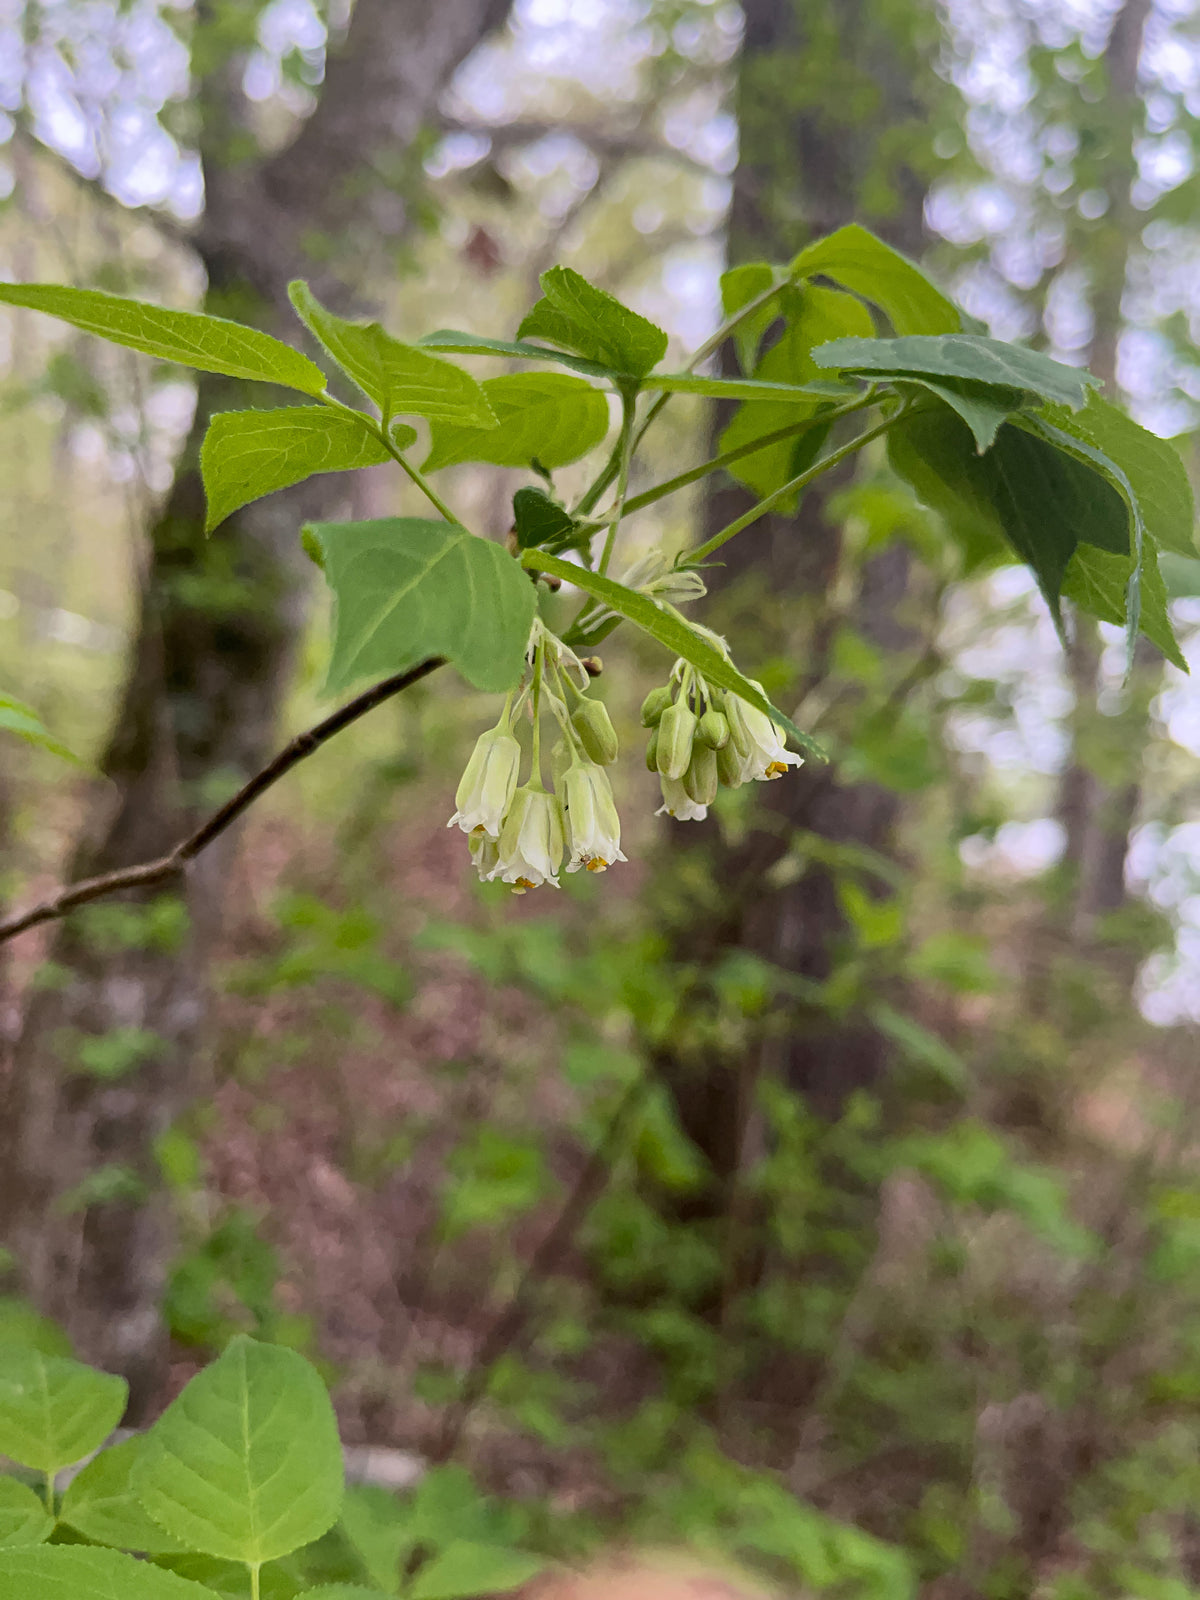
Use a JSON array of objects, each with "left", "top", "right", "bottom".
[
  {"left": 320, "top": 392, "right": 462, "bottom": 525},
  {"left": 530, "top": 636, "right": 546, "bottom": 787},
  {"left": 249, "top": 1564, "right": 261, "bottom": 1600},
  {"left": 597, "top": 388, "right": 637, "bottom": 577},
  {"left": 688, "top": 407, "right": 908, "bottom": 566}
]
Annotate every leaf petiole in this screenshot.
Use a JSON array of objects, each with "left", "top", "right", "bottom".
[{"left": 318, "top": 390, "right": 462, "bottom": 525}]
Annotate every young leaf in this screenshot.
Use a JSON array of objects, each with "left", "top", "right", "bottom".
[
  {"left": 888, "top": 410, "right": 1130, "bottom": 632},
  {"left": 790, "top": 223, "right": 962, "bottom": 335},
  {"left": 305, "top": 519, "right": 535, "bottom": 694},
  {"left": 289, "top": 283, "right": 496, "bottom": 428},
  {"left": 511, "top": 488, "right": 576, "bottom": 552},
  {"left": 201, "top": 407, "right": 397, "bottom": 532},
  {"left": 339, "top": 1484, "right": 410, "bottom": 1592},
  {"left": 814, "top": 333, "right": 1099, "bottom": 411},
  {"left": 424, "top": 373, "right": 609, "bottom": 472},
  {"left": 0, "top": 1347, "right": 127, "bottom": 1474},
  {"left": 59, "top": 1437, "right": 184, "bottom": 1553},
  {"left": 517, "top": 267, "right": 668, "bottom": 377},
  {"left": 0, "top": 694, "right": 77, "bottom": 763},
  {"left": 409, "top": 1543, "right": 545, "bottom": 1600},
  {"left": 0, "top": 1545, "right": 218, "bottom": 1600},
  {"left": 520, "top": 549, "right": 824, "bottom": 757},
  {"left": 417, "top": 331, "right": 613, "bottom": 379},
  {"left": 0, "top": 283, "right": 327, "bottom": 396},
  {"left": 0, "top": 1480, "right": 52, "bottom": 1548},
  {"left": 1061, "top": 542, "right": 1186, "bottom": 670},
  {"left": 132, "top": 1336, "right": 344, "bottom": 1565}
]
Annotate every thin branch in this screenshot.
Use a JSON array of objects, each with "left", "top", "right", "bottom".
[
  {"left": 0, "top": 658, "right": 444, "bottom": 947},
  {"left": 438, "top": 115, "right": 715, "bottom": 178}
]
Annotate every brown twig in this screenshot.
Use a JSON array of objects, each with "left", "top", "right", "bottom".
[
  {"left": 0, "top": 657, "right": 444, "bottom": 946},
  {"left": 431, "top": 1071, "right": 649, "bottom": 1463}
]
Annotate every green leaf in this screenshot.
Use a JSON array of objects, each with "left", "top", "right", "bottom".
[
  {"left": 511, "top": 488, "right": 576, "bottom": 552},
  {"left": 0, "top": 1348, "right": 126, "bottom": 1474},
  {"left": 289, "top": 283, "right": 496, "bottom": 428},
  {"left": 303, "top": 1590, "right": 395, "bottom": 1599},
  {"left": 896, "top": 377, "right": 1026, "bottom": 453},
  {"left": 642, "top": 373, "right": 854, "bottom": 403},
  {"left": 719, "top": 285, "right": 871, "bottom": 502},
  {"left": 520, "top": 549, "right": 824, "bottom": 757},
  {"left": 0, "top": 283, "right": 327, "bottom": 396},
  {"left": 1029, "top": 393, "right": 1196, "bottom": 556},
  {"left": 0, "top": 1480, "right": 52, "bottom": 1548},
  {"left": 789, "top": 224, "right": 961, "bottom": 335},
  {"left": 132, "top": 1336, "right": 344, "bottom": 1565},
  {"left": 417, "top": 331, "right": 613, "bottom": 379},
  {"left": 305, "top": 518, "right": 534, "bottom": 694},
  {"left": 0, "top": 1545, "right": 218, "bottom": 1600},
  {"left": 339, "top": 1485, "right": 408, "bottom": 1593},
  {"left": 409, "top": 1544, "right": 545, "bottom": 1600},
  {"left": 517, "top": 267, "right": 668, "bottom": 377},
  {"left": 0, "top": 694, "right": 78, "bottom": 763},
  {"left": 424, "top": 373, "right": 609, "bottom": 472},
  {"left": 59, "top": 1438, "right": 184, "bottom": 1553},
  {"left": 1160, "top": 552, "right": 1200, "bottom": 598},
  {"left": 158, "top": 1559, "right": 294, "bottom": 1600},
  {"left": 154, "top": 1558, "right": 298, "bottom": 1600},
  {"left": 1061, "top": 541, "right": 1186, "bottom": 671},
  {"left": 201, "top": 408, "right": 396, "bottom": 532},
  {"left": 815, "top": 334, "right": 1098, "bottom": 410},
  {"left": 888, "top": 411, "right": 1129, "bottom": 629},
  {"left": 0, "top": 1299, "right": 71, "bottom": 1358},
  {"left": 720, "top": 261, "right": 781, "bottom": 372}
]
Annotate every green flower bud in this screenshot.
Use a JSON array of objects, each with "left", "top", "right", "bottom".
[
  {"left": 716, "top": 737, "right": 746, "bottom": 789},
  {"left": 645, "top": 728, "right": 660, "bottom": 772},
  {"left": 571, "top": 697, "right": 619, "bottom": 764},
  {"left": 683, "top": 742, "right": 718, "bottom": 806},
  {"left": 697, "top": 709, "right": 730, "bottom": 750},
  {"left": 640, "top": 685, "right": 674, "bottom": 728},
  {"left": 656, "top": 701, "right": 696, "bottom": 782}
]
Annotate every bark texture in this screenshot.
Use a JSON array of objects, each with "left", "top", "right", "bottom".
[
  {"left": 0, "top": 0, "right": 512, "bottom": 1414},
  {"left": 652, "top": 0, "right": 944, "bottom": 1206}
]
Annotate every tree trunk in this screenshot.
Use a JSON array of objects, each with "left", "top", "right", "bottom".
[
  {"left": 652, "top": 0, "right": 945, "bottom": 1211},
  {"left": 0, "top": 0, "right": 513, "bottom": 1415}
]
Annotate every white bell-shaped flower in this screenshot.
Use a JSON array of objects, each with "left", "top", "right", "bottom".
[
  {"left": 564, "top": 761, "right": 627, "bottom": 873},
  {"left": 447, "top": 725, "right": 522, "bottom": 837},
  {"left": 725, "top": 684, "right": 803, "bottom": 783},
  {"left": 655, "top": 773, "right": 708, "bottom": 822},
  {"left": 491, "top": 785, "right": 564, "bottom": 891}
]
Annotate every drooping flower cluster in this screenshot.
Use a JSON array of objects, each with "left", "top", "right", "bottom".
[
  {"left": 448, "top": 623, "right": 626, "bottom": 893},
  {"left": 642, "top": 658, "right": 803, "bottom": 823}
]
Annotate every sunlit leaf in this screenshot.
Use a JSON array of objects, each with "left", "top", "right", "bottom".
[
  {"left": 424, "top": 373, "right": 609, "bottom": 471},
  {"left": 0, "top": 1348, "right": 126, "bottom": 1475}
]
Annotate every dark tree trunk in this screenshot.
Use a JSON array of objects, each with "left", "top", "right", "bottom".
[
  {"left": 0, "top": 0, "right": 513, "bottom": 1415},
  {"left": 651, "top": 0, "right": 945, "bottom": 1207}
]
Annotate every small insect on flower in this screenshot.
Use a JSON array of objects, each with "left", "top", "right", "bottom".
[
  {"left": 490, "top": 785, "right": 565, "bottom": 892},
  {"left": 563, "top": 761, "right": 626, "bottom": 873},
  {"left": 447, "top": 724, "right": 521, "bottom": 838}
]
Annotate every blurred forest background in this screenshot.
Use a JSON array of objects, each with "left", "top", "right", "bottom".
[{"left": 5, "top": 0, "right": 1200, "bottom": 1595}]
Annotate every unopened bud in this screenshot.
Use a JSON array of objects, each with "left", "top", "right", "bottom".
[
  {"left": 683, "top": 742, "right": 718, "bottom": 806},
  {"left": 640, "top": 685, "right": 674, "bottom": 728},
  {"left": 656, "top": 701, "right": 696, "bottom": 782},
  {"left": 697, "top": 709, "right": 730, "bottom": 750},
  {"left": 582, "top": 656, "right": 603, "bottom": 677},
  {"left": 571, "top": 698, "right": 619, "bottom": 765},
  {"left": 717, "top": 738, "right": 745, "bottom": 789}
]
